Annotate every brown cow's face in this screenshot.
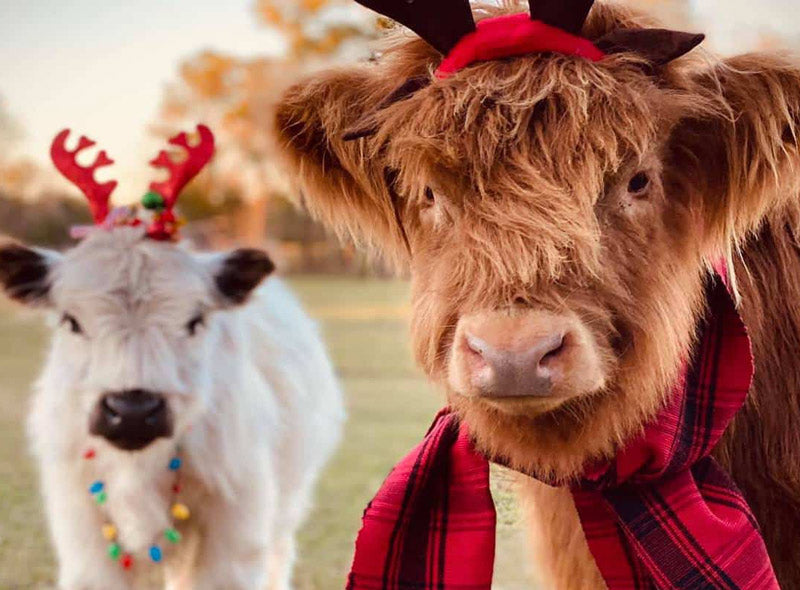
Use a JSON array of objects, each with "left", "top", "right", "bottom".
[
  {"left": 408, "top": 154, "right": 666, "bottom": 401},
  {"left": 379, "top": 63, "right": 708, "bottom": 477},
  {"left": 275, "top": 5, "right": 800, "bottom": 479}
]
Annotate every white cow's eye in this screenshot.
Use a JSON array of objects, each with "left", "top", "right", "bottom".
[
  {"left": 186, "top": 314, "right": 205, "bottom": 336},
  {"left": 60, "top": 313, "right": 83, "bottom": 335}
]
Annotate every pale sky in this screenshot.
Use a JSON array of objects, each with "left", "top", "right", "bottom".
[
  {"left": 691, "top": 0, "right": 800, "bottom": 54},
  {"left": 1, "top": 0, "right": 799, "bottom": 196},
  {"left": 0, "top": 0, "right": 285, "bottom": 194}
]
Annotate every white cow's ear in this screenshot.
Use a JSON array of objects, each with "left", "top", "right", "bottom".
[
  {"left": 0, "top": 241, "right": 60, "bottom": 307},
  {"left": 207, "top": 248, "right": 275, "bottom": 306}
]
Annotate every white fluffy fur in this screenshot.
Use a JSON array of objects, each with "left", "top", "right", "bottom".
[{"left": 24, "top": 227, "right": 344, "bottom": 589}]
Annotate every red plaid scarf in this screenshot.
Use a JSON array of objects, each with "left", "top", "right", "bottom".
[{"left": 347, "top": 277, "right": 779, "bottom": 589}]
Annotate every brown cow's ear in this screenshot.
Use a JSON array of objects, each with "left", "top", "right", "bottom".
[
  {"left": 596, "top": 28, "right": 705, "bottom": 67},
  {"left": 213, "top": 249, "right": 274, "bottom": 306},
  {"left": 668, "top": 52, "right": 800, "bottom": 250},
  {"left": 343, "top": 76, "right": 430, "bottom": 141},
  {"left": 0, "top": 241, "right": 59, "bottom": 307},
  {"left": 274, "top": 65, "right": 415, "bottom": 267}
]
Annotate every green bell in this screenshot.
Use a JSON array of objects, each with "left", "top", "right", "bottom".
[
  {"left": 164, "top": 527, "right": 181, "bottom": 544},
  {"left": 142, "top": 191, "right": 165, "bottom": 211}
]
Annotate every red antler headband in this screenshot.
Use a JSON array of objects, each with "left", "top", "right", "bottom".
[
  {"left": 352, "top": 0, "right": 602, "bottom": 77},
  {"left": 341, "top": 0, "right": 705, "bottom": 142},
  {"left": 352, "top": 0, "right": 704, "bottom": 78},
  {"left": 50, "top": 125, "right": 215, "bottom": 242},
  {"left": 50, "top": 130, "right": 117, "bottom": 225},
  {"left": 437, "top": 12, "right": 604, "bottom": 78}
]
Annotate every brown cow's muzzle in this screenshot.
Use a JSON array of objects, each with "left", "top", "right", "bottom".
[{"left": 448, "top": 309, "right": 605, "bottom": 410}]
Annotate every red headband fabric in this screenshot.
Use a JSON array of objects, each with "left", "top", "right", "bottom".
[{"left": 436, "top": 13, "right": 605, "bottom": 78}]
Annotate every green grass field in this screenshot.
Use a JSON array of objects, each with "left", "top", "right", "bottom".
[{"left": 0, "top": 277, "right": 536, "bottom": 589}]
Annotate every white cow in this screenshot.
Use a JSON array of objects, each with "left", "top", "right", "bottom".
[{"left": 0, "top": 226, "right": 344, "bottom": 589}]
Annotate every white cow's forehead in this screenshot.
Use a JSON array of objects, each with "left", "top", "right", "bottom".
[{"left": 52, "top": 227, "right": 211, "bottom": 313}]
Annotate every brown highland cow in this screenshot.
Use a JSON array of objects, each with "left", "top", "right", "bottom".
[{"left": 274, "top": 1, "right": 800, "bottom": 587}]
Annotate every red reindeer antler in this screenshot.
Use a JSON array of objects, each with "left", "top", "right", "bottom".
[
  {"left": 149, "top": 124, "right": 215, "bottom": 208},
  {"left": 145, "top": 124, "right": 215, "bottom": 241},
  {"left": 50, "top": 129, "right": 118, "bottom": 224}
]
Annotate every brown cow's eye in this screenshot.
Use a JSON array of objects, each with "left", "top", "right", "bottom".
[
  {"left": 424, "top": 187, "right": 435, "bottom": 203},
  {"left": 186, "top": 314, "right": 205, "bottom": 336},
  {"left": 60, "top": 313, "right": 83, "bottom": 335},
  {"left": 628, "top": 172, "right": 650, "bottom": 195}
]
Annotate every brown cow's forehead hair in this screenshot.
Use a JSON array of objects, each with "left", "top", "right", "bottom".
[
  {"left": 367, "top": 49, "right": 707, "bottom": 207},
  {"left": 345, "top": 39, "right": 725, "bottom": 300}
]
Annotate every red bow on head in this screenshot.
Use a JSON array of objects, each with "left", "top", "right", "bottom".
[
  {"left": 353, "top": 0, "right": 703, "bottom": 81},
  {"left": 437, "top": 12, "right": 604, "bottom": 78}
]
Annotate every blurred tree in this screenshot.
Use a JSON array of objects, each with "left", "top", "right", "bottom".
[
  {"left": 255, "top": 0, "right": 379, "bottom": 59},
  {"left": 0, "top": 96, "right": 22, "bottom": 157},
  {"left": 157, "top": 52, "right": 292, "bottom": 246},
  {"left": 0, "top": 159, "right": 38, "bottom": 197},
  {"left": 0, "top": 189, "right": 92, "bottom": 248},
  {"left": 631, "top": 0, "right": 691, "bottom": 26},
  {"left": 0, "top": 97, "right": 42, "bottom": 200},
  {"left": 156, "top": 1, "right": 380, "bottom": 271}
]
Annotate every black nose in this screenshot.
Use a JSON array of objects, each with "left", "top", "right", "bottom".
[{"left": 90, "top": 389, "right": 172, "bottom": 451}]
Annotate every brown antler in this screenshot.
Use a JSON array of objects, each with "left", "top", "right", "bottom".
[
  {"left": 353, "top": 0, "right": 475, "bottom": 55},
  {"left": 149, "top": 124, "right": 215, "bottom": 208},
  {"left": 50, "top": 129, "right": 117, "bottom": 224},
  {"left": 528, "top": 0, "right": 595, "bottom": 35}
]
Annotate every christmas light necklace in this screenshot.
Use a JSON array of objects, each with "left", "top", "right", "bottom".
[{"left": 83, "top": 446, "right": 190, "bottom": 571}]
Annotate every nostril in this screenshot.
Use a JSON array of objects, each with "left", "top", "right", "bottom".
[
  {"left": 144, "top": 399, "right": 166, "bottom": 426},
  {"left": 101, "top": 398, "right": 122, "bottom": 426},
  {"left": 465, "top": 333, "right": 488, "bottom": 357},
  {"left": 146, "top": 398, "right": 165, "bottom": 416},
  {"left": 539, "top": 334, "right": 566, "bottom": 366}
]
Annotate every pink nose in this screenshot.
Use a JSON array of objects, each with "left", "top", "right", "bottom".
[
  {"left": 448, "top": 310, "right": 603, "bottom": 401},
  {"left": 463, "top": 330, "right": 566, "bottom": 397}
]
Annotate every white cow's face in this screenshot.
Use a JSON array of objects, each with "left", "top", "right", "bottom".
[{"left": 0, "top": 227, "right": 274, "bottom": 451}]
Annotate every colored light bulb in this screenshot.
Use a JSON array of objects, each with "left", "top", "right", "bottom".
[
  {"left": 142, "top": 191, "right": 165, "bottom": 210},
  {"left": 149, "top": 545, "right": 162, "bottom": 563},
  {"left": 170, "top": 503, "right": 190, "bottom": 520},
  {"left": 108, "top": 543, "right": 121, "bottom": 560},
  {"left": 168, "top": 457, "right": 182, "bottom": 471},
  {"left": 89, "top": 481, "right": 104, "bottom": 494},
  {"left": 96, "top": 491, "right": 108, "bottom": 505},
  {"left": 101, "top": 524, "right": 117, "bottom": 541},
  {"left": 164, "top": 527, "right": 182, "bottom": 543},
  {"left": 164, "top": 527, "right": 182, "bottom": 544}
]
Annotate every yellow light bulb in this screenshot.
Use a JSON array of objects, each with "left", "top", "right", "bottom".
[
  {"left": 101, "top": 524, "right": 117, "bottom": 541},
  {"left": 171, "top": 503, "right": 190, "bottom": 520}
]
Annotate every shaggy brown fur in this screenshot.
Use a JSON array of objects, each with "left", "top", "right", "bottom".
[
  {"left": 718, "top": 218, "right": 800, "bottom": 582},
  {"left": 274, "top": 1, "right": 800, "bottom": 586}
]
